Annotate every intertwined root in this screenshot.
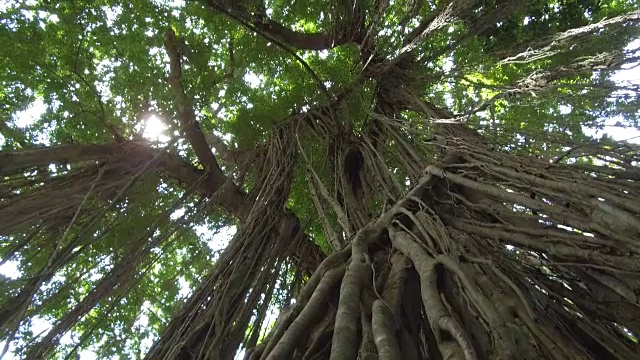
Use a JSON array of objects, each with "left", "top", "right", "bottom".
[{"left": 254, "top": 143, "right": 640, "bottom": 360}]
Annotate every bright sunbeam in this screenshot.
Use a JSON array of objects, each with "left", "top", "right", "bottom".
[{"left": 143, "top": 115, "right": 170, "bottom": 143}]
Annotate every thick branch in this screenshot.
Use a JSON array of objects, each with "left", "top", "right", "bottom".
[
  {"left": 0, "top": 143, "right": 120, "bottom": 175},
  {"left": 163, "top": 28, "right": 228, "bottom": 188},
  {"left": 0, "top": 142, "right": 324, "bottom": 271},
  {"left": 254, "top": 19, "right": 335, "bottom": 51},
  {"left": 0, "top": 142, "right": 245, "bottom": 216},
  {"left": 207, "top": 1, "right": 350, "bottom": 51}
]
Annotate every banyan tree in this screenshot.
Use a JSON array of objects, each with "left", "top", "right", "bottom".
[{"left": 1, "top": 0, "right": 640, "bottom": 359}]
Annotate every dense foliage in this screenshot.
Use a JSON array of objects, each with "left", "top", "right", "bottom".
[{"left": 1, "top": 0, "right": 639, "bottom": 359}]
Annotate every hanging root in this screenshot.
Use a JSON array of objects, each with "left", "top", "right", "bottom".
[{"left": 252, "top": 134, "right": 640, "bottom": 360}]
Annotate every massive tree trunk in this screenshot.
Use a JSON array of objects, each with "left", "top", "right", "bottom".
[{"left": 229, "top": 124, "right": 640, "bottom": 360}]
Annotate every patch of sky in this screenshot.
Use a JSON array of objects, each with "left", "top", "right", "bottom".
[
  {"left": 196, "top": 225, "right": 237, "bottom": 254},
  {"left": 581, "top": 39, "right": 640, "bottom": 143},
  {"left": 244, "top": 71, "right": 264, "bottom": 88},
  {"left": 558, "top": 104, "right": 571, "bottom": 115},
  {"left": 0, "top": 0, "right": 14, "bottom": 11},
  {"left": 378, "top": 27, "right": 393, "bottom": 37},
  {"left": 442, "top": 56, "right": 454, "bottom": 73},
  {"left": 213, "top": 130, "right": 231, "bottom": 142},
  {"left": 0, "top": 316, "right": 119, "bottom": 360},
  {"left": 317, "top": 49, "right": 329, "bottom": 59},
  {"left": 0, "top": 258, "right": 20, "bottom": 280},
  {"left": 153, "top": 0, "right": 185, "bottom": 7},
  {"left": 12, "top": 98, "right": 45, "bottom": 128},
  {"left": 178, "top": 277, "right": 191, "bottom": 298},
  {"left": 104, "top": 5, "right": 123, "bottom": 27},
  {"left": 170, "top": 208, "right": 186, "bottom": 221}
]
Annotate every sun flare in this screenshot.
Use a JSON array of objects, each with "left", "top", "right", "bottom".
[{"left": 142, "top": 115, "right": 170, "bottom": 142}]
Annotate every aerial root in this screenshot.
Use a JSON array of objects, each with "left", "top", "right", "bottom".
[
  {"left": 253, "top": 142, "right": 640, "bottom": 359},
  {"left": 256, "top": 249, "right": 349, "bottom": 360},
  {"left": 389, "top": 227, "right": 477, "bottom": 360}
]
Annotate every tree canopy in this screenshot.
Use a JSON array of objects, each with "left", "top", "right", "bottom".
[{"left": 1, "top": 0, "right": 640, "bottom": 359}]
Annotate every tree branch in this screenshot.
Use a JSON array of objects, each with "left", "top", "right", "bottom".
[
  {"left": 204, "top": 6, "right": 331, "bottom": 100},
  {"left": 163, "top": 28, "right": 228, "bottom": 188},
  {"left": 205, "top": 1, "right": 346, "bottom": 51},
  {"left": 0, "top": 142, "right": 325, "bottom": 270}
]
